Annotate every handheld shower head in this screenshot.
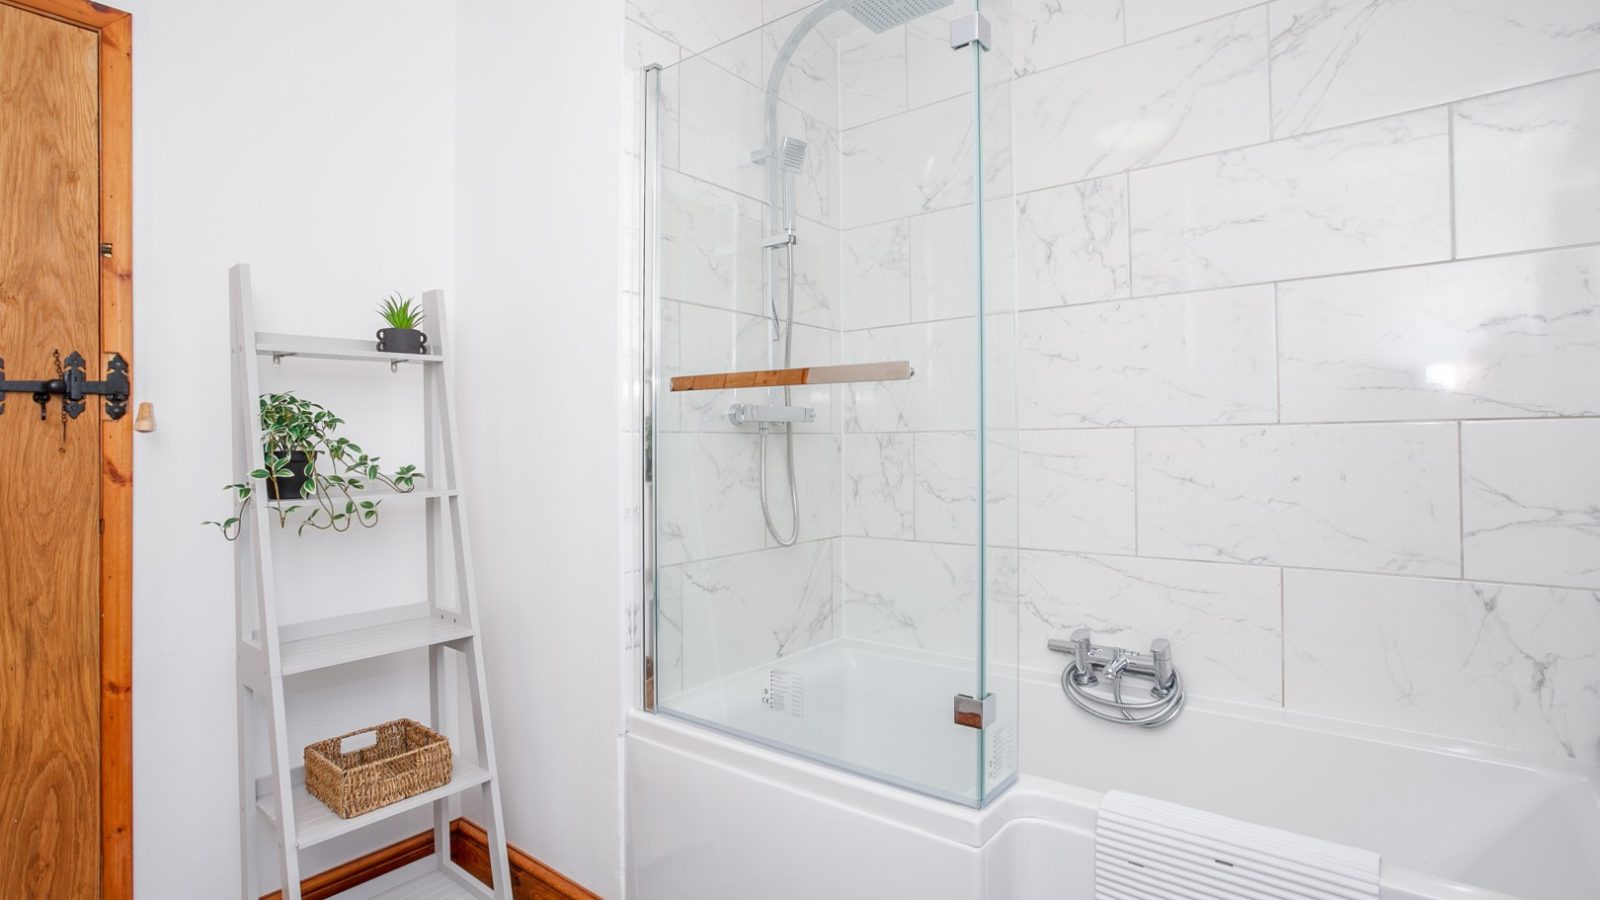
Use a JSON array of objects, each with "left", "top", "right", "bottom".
[
  {"left": 844, "top": 0, "right": 955, "bottom": 33},
  {"left": 777, "top": 136, "right": 809, "bottom": 172}
]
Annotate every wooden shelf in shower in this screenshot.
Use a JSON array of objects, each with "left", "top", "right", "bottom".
[{"left": 669, "top": 360, "right": 914, "bottom": 392}]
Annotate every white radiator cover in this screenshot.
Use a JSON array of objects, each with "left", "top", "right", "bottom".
[{"left": 1095, "top": 791, "right": 1381, "bottom": 900}]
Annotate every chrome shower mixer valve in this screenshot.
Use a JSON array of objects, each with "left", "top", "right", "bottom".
[{"left": 1047, "top": 628, "right": 1185, "bottom": 728}]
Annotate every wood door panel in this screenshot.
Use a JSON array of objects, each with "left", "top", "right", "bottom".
[{"left": 0, "top": 4, "right": 103, "bottom": 898}]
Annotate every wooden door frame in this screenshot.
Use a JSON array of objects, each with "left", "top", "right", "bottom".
[{"left": 0, "top": 1, "right": 133, "bottom": 897}]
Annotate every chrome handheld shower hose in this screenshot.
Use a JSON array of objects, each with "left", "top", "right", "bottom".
[
  {"left": 759, "top": 240, "right": 800, "bottom": 547},
  {"left": 1059, "top": 663, "right": 1185, "bottom": 728}
]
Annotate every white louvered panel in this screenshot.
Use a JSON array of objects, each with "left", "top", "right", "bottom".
[{"left": 1095, "top": 791, "right": 1380, "bottom": 900}]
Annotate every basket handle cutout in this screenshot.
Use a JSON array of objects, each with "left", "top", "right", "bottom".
[{"left": 340, "top": 729, "right": 379, "bottom": 754}]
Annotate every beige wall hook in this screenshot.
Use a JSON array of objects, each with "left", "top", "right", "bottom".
[{"left": 133, "top": 401, "right": 155, "bottom": 433}]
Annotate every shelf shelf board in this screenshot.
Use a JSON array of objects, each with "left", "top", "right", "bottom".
[
  {"left": 669, "top": 359, "right": 912, "bottom": 392},
  {"left": 351, "top": 870, "right": 487, "bottom": 900},
  {"left": 264, "top": 487, "right": 459, "bottom": 510},
  {"left": 279, "top": 614, "right": 474, "bottom": 676},
  {"left": 255, "top": 332, "right": 445, "bottom": 364},
  {"left": 259, "top": 761, "right": 491, "bottom": 849}
]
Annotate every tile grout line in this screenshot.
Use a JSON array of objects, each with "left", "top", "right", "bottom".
[
  {"left": 817, "top": 236, "right": 1600, "bottom": 332},
  {"left": 1457, "top": 421, "right": 1466, "bottom": 579},
  {"left": 1447, "top": 102, "right": 1459, "bottom": 261},
  {"left": 1272, "top": 282, "right": 1282, "bottom": 424}
]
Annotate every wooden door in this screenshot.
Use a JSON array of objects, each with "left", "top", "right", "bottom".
[{"left": 0, "top": 4, "right": 104, "bottom": 897}]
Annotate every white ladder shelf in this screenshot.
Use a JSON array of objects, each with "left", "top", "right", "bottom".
[{"left": 231, "top": 264, "right": 512, "bottom": 900}]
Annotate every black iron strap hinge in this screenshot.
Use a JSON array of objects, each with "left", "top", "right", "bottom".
[{"left": 0, "top": 351, "right": 130, "bottom": 421}]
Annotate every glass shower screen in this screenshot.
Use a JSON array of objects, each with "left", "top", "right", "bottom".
[{"left": 643, "top": 0, "right": 1018, "bottom": 807}]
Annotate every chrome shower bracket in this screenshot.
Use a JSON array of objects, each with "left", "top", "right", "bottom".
[{"left": 949, "top": 10, "right": 991, "bottom": 51}]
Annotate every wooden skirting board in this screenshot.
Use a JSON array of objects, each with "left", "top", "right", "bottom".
[{"left": 260, "top": 818, "right": 598, "bottom": 900}]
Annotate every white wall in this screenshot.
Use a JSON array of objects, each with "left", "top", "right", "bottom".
[
  {"left": 119, "top": 0, "right": 478, "bottom": 896},
  {"left": 454, "top": 0, "right": 626, "bottom": 896}
]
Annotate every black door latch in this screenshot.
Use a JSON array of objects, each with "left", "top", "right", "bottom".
[{"left": 0, "top": 351, "right": 130, "bottom": 421}]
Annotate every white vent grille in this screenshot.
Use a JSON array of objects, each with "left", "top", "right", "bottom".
[
  {"left": 1096, "top": 792, "right": 1380, "bottom": 900},
  {"left": 845, "top": 0, "right": 954, "bottom": 33}
]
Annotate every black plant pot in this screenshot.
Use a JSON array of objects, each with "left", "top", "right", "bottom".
[
  {"left": 377, "top": 327, "right": 428, "bottom": 355},
  {"left": 266, "top": 450, "right": 314, "bottom": 501}
]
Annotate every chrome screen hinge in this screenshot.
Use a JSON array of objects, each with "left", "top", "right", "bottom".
[
  {"left": 953, "top": 692, "right": 995, "bottom": 729},
  {"left": 949, "top": 11, "right": 991, "bottom": 51}
]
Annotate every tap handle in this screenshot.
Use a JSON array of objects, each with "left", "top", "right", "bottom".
[{"left": 1150, "top": 638, "right": 1175, "bottom": 689}]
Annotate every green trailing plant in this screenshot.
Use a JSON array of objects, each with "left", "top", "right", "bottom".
[
  {"left": 377, "top": 293, "right": 425, "bottom": 330},
  {"left": 206, "top": 392, "right": 423, "bottom": 541}
]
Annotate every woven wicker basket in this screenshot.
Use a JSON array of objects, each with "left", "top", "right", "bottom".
[{"left": 304, "top": 718, "right": 452, "bottom": 819}]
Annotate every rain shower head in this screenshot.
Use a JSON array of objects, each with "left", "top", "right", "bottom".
[{"left": 844, "top": 0, "right": 955, "bottom": 33}]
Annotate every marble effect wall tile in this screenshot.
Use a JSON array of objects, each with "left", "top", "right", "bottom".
[
  {"left": 1017, "top": 175, "right": 1130, "bottom": 309},
  {"left": 1463, "top": 419, "right": 1600, "bottom": 591},
  {"left": 1130, "top": 109, "right": 1450, "bottom": 294},
  {"left": 1125, "top": 0, "right": 1262, "bottom": 43},
  {"left": 907, "top": 6, "right": 975, "bottom": 109},
  {"left": 840, "top": 26, "right": 907, "bottom": 129},
  {"left": 1280, "top": 247, "right": 1600, "bottom": 423},
  {"left": 764, "top": 7, "right": 842, "bottom": 127},
  {"left": 843, "top": 219, "right": 912, "bottom": 330},
  {"left": 764, "top": 434, "right": 843, "bottom": 547},
  {"left": 653, "top": 564, "right": 686, "bottom": 698},
  {"left": 677, "top": 55, "right": 767, "bottom": 201},
  {"left": 681, "top": 540, "right": 836, "bottom": 688},
  {"left": 656, "top": 432, "right": 765, "bottom": 566},
  {"left": 658, "top": 170, "right": 766, "bottom": 316},
  {"left": 1455, "top": 71, "right": 1600, "bottom": 258},
  {"left": 1269, "top": 0, "right": 1600, "bottom": 137},
  {"left": 1138, "top": 423, "right": 1461, "bottom": 576},
  {"left": 841, "top": 536, "right": 979, "bottom": 659},
  {"left": 842, "top": 318, "right": 978, "bottom": 433},
  {"left": 627, "top": 0, "right": 763, "bottom": 55},
  {"left": 843, "top": 433, "right": 914, "bottom": 539},
  {"left": 1014, "top": 9, "right": 1269, "bottom": 191},
  {"left": 912, "top": 431, "right": 1018, "bottom": 546},
  {"left": 842, "top": 93, "right": 976, "bottom": 227},
  {"left": 1018, "top": 429, "right": 1136, "bottom": 554},
  {"left": 1018, "top": 550, "right": 1284, "bottom": 705},
  {"left": 1285, "top": 569, "right": 1600, "bottom": 762},
  {"left": 782, "top": 217, "right": 842, "bottom": 329},
  {"left": 1017, "top": 286, "right": 1278, "bottom": 428},
  {"left": 1011, "top": 0, "right": 1124, "bottom": 76},
  {"left": 909, "top": 205, "right": 980, "bottom": 323}
]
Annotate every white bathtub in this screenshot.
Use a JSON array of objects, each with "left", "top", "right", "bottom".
[{"left": 627, "top": 640, "right": 1600, "bottom": 899}]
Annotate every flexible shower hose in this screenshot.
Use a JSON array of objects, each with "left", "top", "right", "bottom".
[
  {"left": 760, "top": 240, "right": 801, "bottom": 547},
  {"left": 1059, "top": 663, "right": 1186, "bottom": 728}
]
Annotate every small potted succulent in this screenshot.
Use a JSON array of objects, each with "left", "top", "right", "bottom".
[
  {"left": 206, "top": 392, "right": 423, "bottom": 540},
  {"left": 375, "top": 292, "right": 427, "bottom": 354}
]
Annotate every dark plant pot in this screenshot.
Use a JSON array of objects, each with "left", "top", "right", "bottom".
[
  {"left": 266, "top": 450, "right": 314, "bottom": 501},
  {"left": 377, "top": 327, "right": 428, "bottom": 355}
]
